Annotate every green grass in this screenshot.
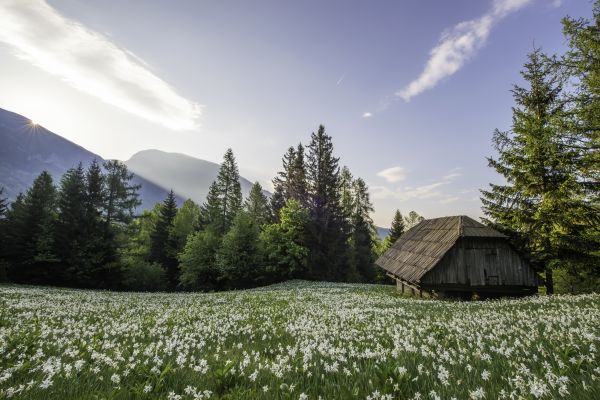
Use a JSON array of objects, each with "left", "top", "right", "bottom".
[{"left": 1, "top": 281, "right": 599, "bottom": 399}]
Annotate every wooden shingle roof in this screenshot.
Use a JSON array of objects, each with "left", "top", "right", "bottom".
[{"left": 376, "top": 215, "right": 506, "bottom": 283}]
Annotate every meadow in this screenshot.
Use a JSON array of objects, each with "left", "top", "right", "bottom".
[{"left": 0, "top": 282, "right": 599, "bottom": 399}]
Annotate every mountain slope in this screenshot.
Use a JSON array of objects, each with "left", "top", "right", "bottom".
[
  {"left": 0, "top": 107, "right": 176, "bottom": 209},
  {"left": 125, "top": 149, "right": 256, "bottom": 205}
]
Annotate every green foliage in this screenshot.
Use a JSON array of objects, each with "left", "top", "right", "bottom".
[
  {"left": 306, "top": 125, "right": 349, "bottom": 281},
  {"left": 149, "top": 190, "right": 179, "bottom": 289},
  {"left": 178, "top": 229, "right": 222, "bottom": 290},
  {"left": 244, "top": 182, "right": 271, "bottom": 226},
  {"left": 103, "top": 160, "right": 141, "bottom": 226},
  {"left": 347, "top": 178, "right": 376, "bottom": 282},
  {"left": 404, "top": 210, "right": 424, "bottom": 230},
  {"left": 204, "top": 149, "right": 243, "bottom": 235},
  {"left": 217, "top": 211, "right": 263, "bottom": 288},
  {"left": 5, "top": 172, "right": 58, "bottom": 284},
  {"left": 172, "top": 198, "right": 201, "bottom": 250},
  {"left": 261, "top": 199, "right": 310, "bottom": 281},
  {"left": 481, "top": 49, "right": 596, "bottom": 294},
  {"left": 388, "top": 210, "right": 405, "bottom": 244},
  {"left": 121, "top": 258, "right": 167, "bottom": 292}
]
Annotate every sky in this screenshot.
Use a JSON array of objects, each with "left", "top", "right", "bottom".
[{"left": 0, "top": 0, "right": 593, "bottom": 227}]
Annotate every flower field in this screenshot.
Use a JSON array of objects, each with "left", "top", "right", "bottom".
[{"left": 1, "top": 282, "right": 599, "bottom": 399}]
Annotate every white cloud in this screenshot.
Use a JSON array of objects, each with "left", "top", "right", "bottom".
[
  {"left": 376, "top": 166, "right": 407, "bottom": 183},
  {"left": 362, "top": 112, "right": 373, "bottom": 118},
  {"left": 372, "top": 169, "right": 461, "bottom": 201},
  {"left": 397, "top": 0, "right": 534, "bottom": 101},
  {"left": 0, "top": 0, "right": 202, "bottom": 130}
]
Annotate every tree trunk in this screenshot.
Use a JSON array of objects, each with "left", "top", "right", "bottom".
[{"left": 545, "top": 268, "right": 554, "bottom": 295}]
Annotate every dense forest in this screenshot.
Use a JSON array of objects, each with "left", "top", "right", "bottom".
[
  {"left": 1, "top": 3, "right": 599, "bottom": 293},
  {"left": 0, "top": 126, "right": 423, "bottom": 291}
]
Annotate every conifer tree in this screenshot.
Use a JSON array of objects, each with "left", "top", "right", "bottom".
[
  {"left": 203, "top": 149, "right": 242, "bottom": 235},
  {"left": 480, "top": 49, "right": 585, "bottom": 294},
  {"left": 245, "top": 182, "right": 271, "bottom": 226},
  {"left": 306, "top": 125, "right": 348, "bottom": 280},
  {"left": 103, "top": 160, "right": 141, "bottom": 227},
  {"left": 5, "top": 172, "right": 58, "bottom": 283},
  {"left": 271, "top": 146, "right": 296, "bottom": 218},
  {"left": 55, "top": 164, "right": 88, "bottom": 285},
  {"left": 388, "top": 210, "right": 405, "bottom": 244},
  {"left": 149, "top": 190, "right": 179, "bottom": 289},
  {"left": 0, "top": 187, "right": 7, "bottom": 217},
  {"left": 288, "top": 143, "right": 308, "bottom": 206},
  {"left": 348, "top": 178, "right": 376, "bottom": 282}
]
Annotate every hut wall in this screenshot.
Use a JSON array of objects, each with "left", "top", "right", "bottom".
[{"left": 420, "top": 237, "right": 539, "bottom": 288}]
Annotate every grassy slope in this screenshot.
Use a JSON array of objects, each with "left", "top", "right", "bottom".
[{"left": 0, "top": 281, "right": 599, "bottom": 399}]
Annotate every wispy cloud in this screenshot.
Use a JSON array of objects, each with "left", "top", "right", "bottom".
[
  {"left": 376, "top": 166, "right": 407, "bottom": 183},
  {"left": 336, "top": 73, "right": 346, "bottom": 86},
  {"left": 372, "top": 169, "right": 462, "bottom": 202},
  {"left": 0, "top": 0, "right": 202, "bottom": 130},
  {"left": 397, "top": 0, "right": 533, "bottom": 101},
  {"left": 362, "top": 112, "right": 373, "bottom": 118}
]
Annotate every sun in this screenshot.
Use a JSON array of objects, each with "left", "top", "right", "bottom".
[{"left": 28, "top": 119, "right": 38, "bottom": 127}]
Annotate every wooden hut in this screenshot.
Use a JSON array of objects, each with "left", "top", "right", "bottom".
[{"left": 376, "top": 215, "right": 543, "bottom": 298}]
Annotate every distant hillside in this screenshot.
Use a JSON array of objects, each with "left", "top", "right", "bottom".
[
  {"left": 125, "top": 149, "right": 256, "bottom": 205},
  {"left": 375, "top": 226, "right": 390, "bottom": 240},
  {"left": 0, "top": 107, "right": 177, "bottom": 209}
]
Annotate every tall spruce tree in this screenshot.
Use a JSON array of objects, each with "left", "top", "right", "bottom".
[
  {"left": 0, "top": 187, "right": 7, "bottom": 217},
  {"left": 306, "top": 125, "right": 348, "bottom": 280},
  {"left": 55, "top": 164, "right": 88, "bottom": 286},
  {"left": 103, "top": 160, "right": 141, "bottom": 227},
  {"left": 388, "top": 210, "right": 405, "bottom": 244},
  {"left": 480, "top": 49, "right": 584, "bottom": 294},
  {"left": 245, "top": 182, "right": 271, "bottom": 226},
  {"left": 348, "top": 178, "right": 376, "bottom": 282},
  {"left": 288, "top": 143, "right": 308, "bottom": 206},
  {"left": 203, "top": 149, "right": 243, "bottom": 235},
  {"left": 149, "top": 190, "right": 179, "bottom": 289},
  {"left": 271, "top": 146, "right": 296, "bottom": 218},
  {"left": 5, "top": 172, "right": 58, "bottom": 284}
]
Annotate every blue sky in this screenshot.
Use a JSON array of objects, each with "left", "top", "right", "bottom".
[{"left": 0, "top": 0, "right": 592, "bottom": 226}]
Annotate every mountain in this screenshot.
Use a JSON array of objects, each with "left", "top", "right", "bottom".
[
  {"left": 375, "top": 226, "right": 390, "bottom": 240},
  {"left": 0, "top": 107, "right": 176, "bottom": 209},
  {"left": 124, "top": 149, "right": 256, "bottom": 205}
]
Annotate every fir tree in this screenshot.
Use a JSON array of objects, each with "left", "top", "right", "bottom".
[
  {"left": 5, "top": 172, "right": 58, "bottom": 283},
  {"left": 149, "top": 190, "right": 179, "bottom": 289},
  {"left": 480, "top": 49, "right": 584, "bottom": 294},
  {"left": 306, "top": 125, "right": 348, "bottom": 280},
  {"left": 103, "top": 160, "right": 141, "bottom": 227},
  {"left": 271, "top": 146, "right": 296, "bottom": 218},
  {"left": 348, "top": 178, "right": 376, "bottom": 282},
  {"left": 55, "top": 164, "right": 88, "bottom": 286},
  {"left": 288, "top": 143, "right": 308, "bottom": 206},
  {"left": 387, "top": 210, "right": 405, "bottom": 244},
  {"left": 0, "top": 187, "right": 7, "bottom": 217},
  {"left": 203, "top": 149, "right": 243, "bottom": 235},
  {"left": 244, "top": 182, "right": 271, "bottom": 226}
]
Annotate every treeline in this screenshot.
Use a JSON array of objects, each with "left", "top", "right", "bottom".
[
  {"left": 0, "top": 126, "right": 419, "bottom": 291},
  {"left": 481, "top": 3, "right": 600, "bottom": 294}
]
